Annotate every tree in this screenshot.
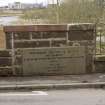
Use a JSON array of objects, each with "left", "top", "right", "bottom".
[
  {"left": 58, "top": 0, "right": 105, "bottom": 24},
  {"left": 21, "top": 0, "right": 105, "bottom": 24}
]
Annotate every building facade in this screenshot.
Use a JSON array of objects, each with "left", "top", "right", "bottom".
[{"left": 8, "top": 2, "right": 44, "bottom": 10}]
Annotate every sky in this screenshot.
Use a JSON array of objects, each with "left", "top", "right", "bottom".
[{"left": 0, "top": 0, "right": 57, "bottom": 6}]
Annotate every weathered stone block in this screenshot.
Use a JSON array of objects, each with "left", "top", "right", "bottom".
[{"left": 21, "top": 46, "right": 86, "bottom": 75}]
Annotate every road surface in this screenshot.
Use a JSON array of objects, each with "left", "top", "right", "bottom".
[{"left": 0, "top": 89, "right": 105, "bottom": 105}]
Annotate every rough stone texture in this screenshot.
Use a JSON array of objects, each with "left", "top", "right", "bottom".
[
  {"left": 68, "top": 23, "right": 96, "bottom": 73},
  {"left": 68, "top": 30, "right": 94, "bottom": 41},
  {"left": 0, "top": 50, "right": 12, "bottom": 76},
  {"left": 68, "top": 23, "right": 95, "bottom": 30},
  {"left": 2, "top": 23, "right": 96, "bottom": 75}
]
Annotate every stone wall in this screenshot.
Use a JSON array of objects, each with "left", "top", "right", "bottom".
[
  {"left": 2, "top": 24, "right": 96, "bottom": 75},
  {"left": 68, "top": 24, "right": 96, "bottom": 73}
]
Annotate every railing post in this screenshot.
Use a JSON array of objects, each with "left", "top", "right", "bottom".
[{"left": 100, "top": 30, "right": 102, "bottom": 54}]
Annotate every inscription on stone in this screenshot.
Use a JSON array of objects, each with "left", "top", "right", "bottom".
[{"left": 22, "top": 47, "right": 86, "bottom": 75}]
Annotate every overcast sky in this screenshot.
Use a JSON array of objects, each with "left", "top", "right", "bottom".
[{"left": 0, "top": 0, "right": 57, "bottom": 6}]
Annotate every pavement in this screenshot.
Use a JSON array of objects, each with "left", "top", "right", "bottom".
[{"left": 1, "top": 73, "right": 105, "bottom": 90}]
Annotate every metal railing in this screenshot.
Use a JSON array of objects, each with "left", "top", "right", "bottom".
[{"left": 96, "top": 23, "right": 105, "bottom": 55}]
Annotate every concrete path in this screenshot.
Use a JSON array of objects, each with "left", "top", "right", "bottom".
[{"left": 0, "top": 73, "right": 105, "bottom": 90}]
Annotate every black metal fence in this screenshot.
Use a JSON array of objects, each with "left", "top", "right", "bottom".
[{"left": 96, "top": 23, "right": 105, "bottom": 54}]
